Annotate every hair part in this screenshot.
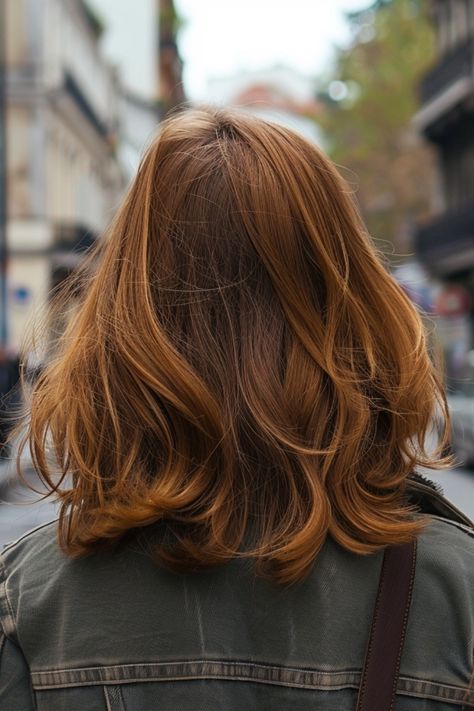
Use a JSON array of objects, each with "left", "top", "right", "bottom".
[{"left": 19, "top": 106, "right": 451, "bottom": 585}]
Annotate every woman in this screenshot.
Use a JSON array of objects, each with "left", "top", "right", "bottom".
[{"left": 0, "top": 107, "right": 472, "bottom": 710}]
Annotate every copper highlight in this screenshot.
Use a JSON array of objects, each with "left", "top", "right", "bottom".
[{"left": 21, "top": 107, "right": 450, "bottom": 584}]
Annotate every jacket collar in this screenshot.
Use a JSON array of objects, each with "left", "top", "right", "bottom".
[{"left": 407, "top": 471, "right": 473, "bottom": 528}]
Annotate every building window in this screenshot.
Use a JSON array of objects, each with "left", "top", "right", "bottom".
[
  {"left": 442, "top": 128, "right": 474, "bottom": 210},
  {"left": 465, "top": 0, "right": 474, "bottom": 33},
  {"left": 448, "top": 0, "right": 458, "bottom": 47},
  {"left": 437, "top": 2, "right": 449, "bottom": 53},
  {"left": 455, "top": 0, "right": 474, "bottom": 42}
]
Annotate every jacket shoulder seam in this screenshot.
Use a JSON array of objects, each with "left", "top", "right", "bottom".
[
  {"left": 0, "top": 554, "right": 16, "bottom": 638},
  {"left": 427, "top": 515, "right": 474, "bottom": 539},
  {"left": 1, "top": 518, "right": 58, "bottom": 555},
  {"left": 28, "top": 660, "right": 473, "bottom": 703}
]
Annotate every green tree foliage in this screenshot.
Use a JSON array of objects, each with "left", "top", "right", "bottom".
[{"left": 319, "top": 0, "right": 437, "bottom": 254}]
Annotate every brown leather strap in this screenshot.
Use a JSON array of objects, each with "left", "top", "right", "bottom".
[{"left": 356, "top": 540, "right": 417, "bottom": 711}]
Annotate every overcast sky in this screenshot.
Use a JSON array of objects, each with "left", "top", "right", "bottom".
[{"left": 90, "top": 0, "right": 369, "bottom": 100}]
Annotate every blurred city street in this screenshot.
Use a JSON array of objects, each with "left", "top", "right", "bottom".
[{"left": 0, "top": 2, "right": 472, "bottom": 709}]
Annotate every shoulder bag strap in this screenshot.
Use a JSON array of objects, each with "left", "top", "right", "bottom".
[{"left": 356, "top": 539, "right": 417, "bottom": 711}]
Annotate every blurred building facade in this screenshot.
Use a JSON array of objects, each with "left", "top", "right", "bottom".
[
  {"left": 156, "top": 0, "right": 186, "bottom": 114},
  {"left": 4, "top": 0, "right": 125, "bottom": 352},
  {"left": 118, "top": 89, "right": 161, "bottom": 180},
  {"left": 414, "top": 0, "right": 474, "bottom": 385}
]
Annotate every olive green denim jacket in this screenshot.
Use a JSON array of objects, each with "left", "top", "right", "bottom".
[{"left": 0, "top": 475, "right": 473, "bottom": 710}]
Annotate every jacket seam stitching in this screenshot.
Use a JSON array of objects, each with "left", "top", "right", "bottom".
[
  {"left": 427, "top": 515, "right": 474, "bottom": 538},
  {"left": 0, "top": 555, "right": 15, "bottom": 639},
  {"left": 36, "top": 674, "right": 360, "bottom": 692},
  {"left": 104, "top": 686, "right": 113, "bottom": 711},
  {"left": 30, "top": 675, "right": 470, "bottom": 703},
  {"left": 29, "top": 663, "right": 471, "bottom": 702},
  {"left": 31, "top": 661, "right": 360, "bottom": 677}
]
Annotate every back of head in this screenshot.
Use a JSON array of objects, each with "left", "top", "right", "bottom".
[{"left": 24, "top": 106, "right": 449, "bottom": 584}]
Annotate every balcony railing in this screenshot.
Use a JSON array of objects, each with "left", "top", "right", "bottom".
[
  {"left": 415, "top": 202, "right": 474, "bottom": 271},
  {"left": 63, "top": 70, "right": 108, "bottom": 138},
  {"left": 420, "top": 39, "right": 474, "bottom": 105},
  {"left": 53, "top": 223, "right": 96, "bottom": 253}
]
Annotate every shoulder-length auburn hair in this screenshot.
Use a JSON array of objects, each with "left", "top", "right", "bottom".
[{"left": 22, "top": 106, "right": 449, "bottom": 584}]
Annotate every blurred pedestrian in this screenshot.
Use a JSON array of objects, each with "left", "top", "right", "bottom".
[
  {"left": 0, "top": 348, "right": 20, "bottom": 459},
  {"left": 0, "top": 107, "right": 473, "bottom": 710}
]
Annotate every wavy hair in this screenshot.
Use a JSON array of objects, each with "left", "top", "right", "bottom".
[{"left": 21, "top": 107, "right": 450, "bottom": 584}]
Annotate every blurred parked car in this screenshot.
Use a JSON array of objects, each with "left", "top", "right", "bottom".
[{"left": 446, "top": 383, "right": 474, "bottom": 468}]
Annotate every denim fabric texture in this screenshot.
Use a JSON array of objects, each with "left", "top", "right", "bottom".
[{"left": 0, "top": 477, "right": 473, "bottom": 710}]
